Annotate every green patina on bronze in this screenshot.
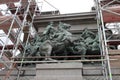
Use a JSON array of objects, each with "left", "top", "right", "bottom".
[{"left": 18, "top": 22, "right": 100, "bottom": 62}]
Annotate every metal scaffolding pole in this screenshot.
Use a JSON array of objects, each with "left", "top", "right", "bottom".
[
  {"left": 16, "top": 0, "right": 42, "bottom": 80},
  {"left": 95, "top": 0, "right": 113, "bottom": 80},
  {"left": 0, "top": 0, "right": 22, "bottom": 69},
  {"left": 0, "top": 0, "right": 42, "bottom": 80}
]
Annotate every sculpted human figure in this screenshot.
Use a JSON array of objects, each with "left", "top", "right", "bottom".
[
  {"left": 43, "top": 22, "right": 56, "bottom": 40},
  {"left": 81, "top": 28, "right": 96, "bottom": 49},
  {"left": 54, "top": 22, "right": 72, "bottom": 42},
  {"left": 72, "top": 37, "right": 86, "bottom": 59},
  {"left": 81, "top": 28, "right": 95, "bottom": 39},
  {"left": 18, "top": 22, "right": 101, "bottom": 63},
  {"left": 90, "top": 34, "right": 100, "bottom": 51},
  {"left": 28, "top": 38, "right": 41, "bottom": 57}
]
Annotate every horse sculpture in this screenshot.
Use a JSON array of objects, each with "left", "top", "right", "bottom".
[
  {"left": 37, "top": 22, "right": 73, "bottom": 60},
  {"left": 39, "top": 40, "right": 53, "bottom": 61},
  {"left": 49, "top": 22, "right": 73, "bottom": 60},
  {"left": 71, "top": 37, "right": 87, "bottom": 59},
  {"left": 19, "top": 22, "right": 101, "bottom": 62},
  {"left": 81, "top": 28, "right": 100, "bottom": 59}
]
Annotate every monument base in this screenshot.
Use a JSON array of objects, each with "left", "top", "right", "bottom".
[{"left": 35, "top": 62, "right": 83, "bottom": 80}]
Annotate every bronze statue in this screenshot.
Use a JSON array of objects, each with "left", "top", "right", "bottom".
[
  {"left": 72, "top": 37, "right": 87, "bottom": 59},
  {"left": 43, "top": 21, "right": 57, "bottom": 40},
  {"left": 19, "top": 22, "right": 100, "bottom": 62},
  {"left": 54, "top": 22, "right": 72, "bottom": 42}
]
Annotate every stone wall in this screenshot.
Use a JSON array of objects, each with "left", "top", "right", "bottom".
[{"left": 0, "top": 63, "right": 120, "bottom": 80}]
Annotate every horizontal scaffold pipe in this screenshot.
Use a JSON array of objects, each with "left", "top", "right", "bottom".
[
  {"left": 0, "top": 0, "right": 29, "bottom": 4},
  {"left": 0, "top": 45, "right": 23, "bottom": 50},
  {"left": 0, "top": 59, "right": 117, "bottom": 63},
  {"left": 11, "top": 55, "right": 104, "bottom": 59}
]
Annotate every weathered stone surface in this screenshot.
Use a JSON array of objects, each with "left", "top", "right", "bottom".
[
  {"left": 35, "top": 63, "right": 83, "bottom": 80},
  {"left": 83, "top": 76, "right": 120, "bottom": 80}
]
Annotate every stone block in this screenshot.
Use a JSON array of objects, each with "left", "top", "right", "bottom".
[{"left": 35, "top": 62, "right": 83, "bottom": 80}]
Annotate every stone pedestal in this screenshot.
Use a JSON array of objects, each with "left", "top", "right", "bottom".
[{"left": 35, "top": 62, "right": 83, "bottom": 80}]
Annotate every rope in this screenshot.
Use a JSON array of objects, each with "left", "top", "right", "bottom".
[{"left": 44, "top": 0, "right": 59, "bottom": 11}]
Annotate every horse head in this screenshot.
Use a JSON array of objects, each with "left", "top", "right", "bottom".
[{"left": 58, "top": 22, "right": 71, "bottom": 30}]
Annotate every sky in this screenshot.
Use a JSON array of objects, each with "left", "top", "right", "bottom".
[
  {"left": 0, "top": 0, "right": 95, "bottom": 14},
  {"left": 0, "top": 0, "right": 95, "bottom": 45},
  {"left": 38, "top": 0, "right": 94, "bottom": 14}
]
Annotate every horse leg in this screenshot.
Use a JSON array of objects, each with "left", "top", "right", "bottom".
[
  {"left": 81, "top": 49, "right": 86, "bottom": 60},
  {"left": 63, "top": 50, "right": 68, "bottom": 60},
  {"left": 45, "top": 46, "right": 55, "bottom": 61},
  {"left": 81, "top": 54, "right": 85, "bottom": 60}
]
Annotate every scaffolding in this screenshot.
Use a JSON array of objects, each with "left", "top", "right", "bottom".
[
  {"left": 95, "top": 0, "right": 120, "bottom": 80},
  {"left": 0, "top": 0, "right": 120, "bottom": 80},
  {"left": 0, "top": 0, "right": 42, "bottom": 80}
]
